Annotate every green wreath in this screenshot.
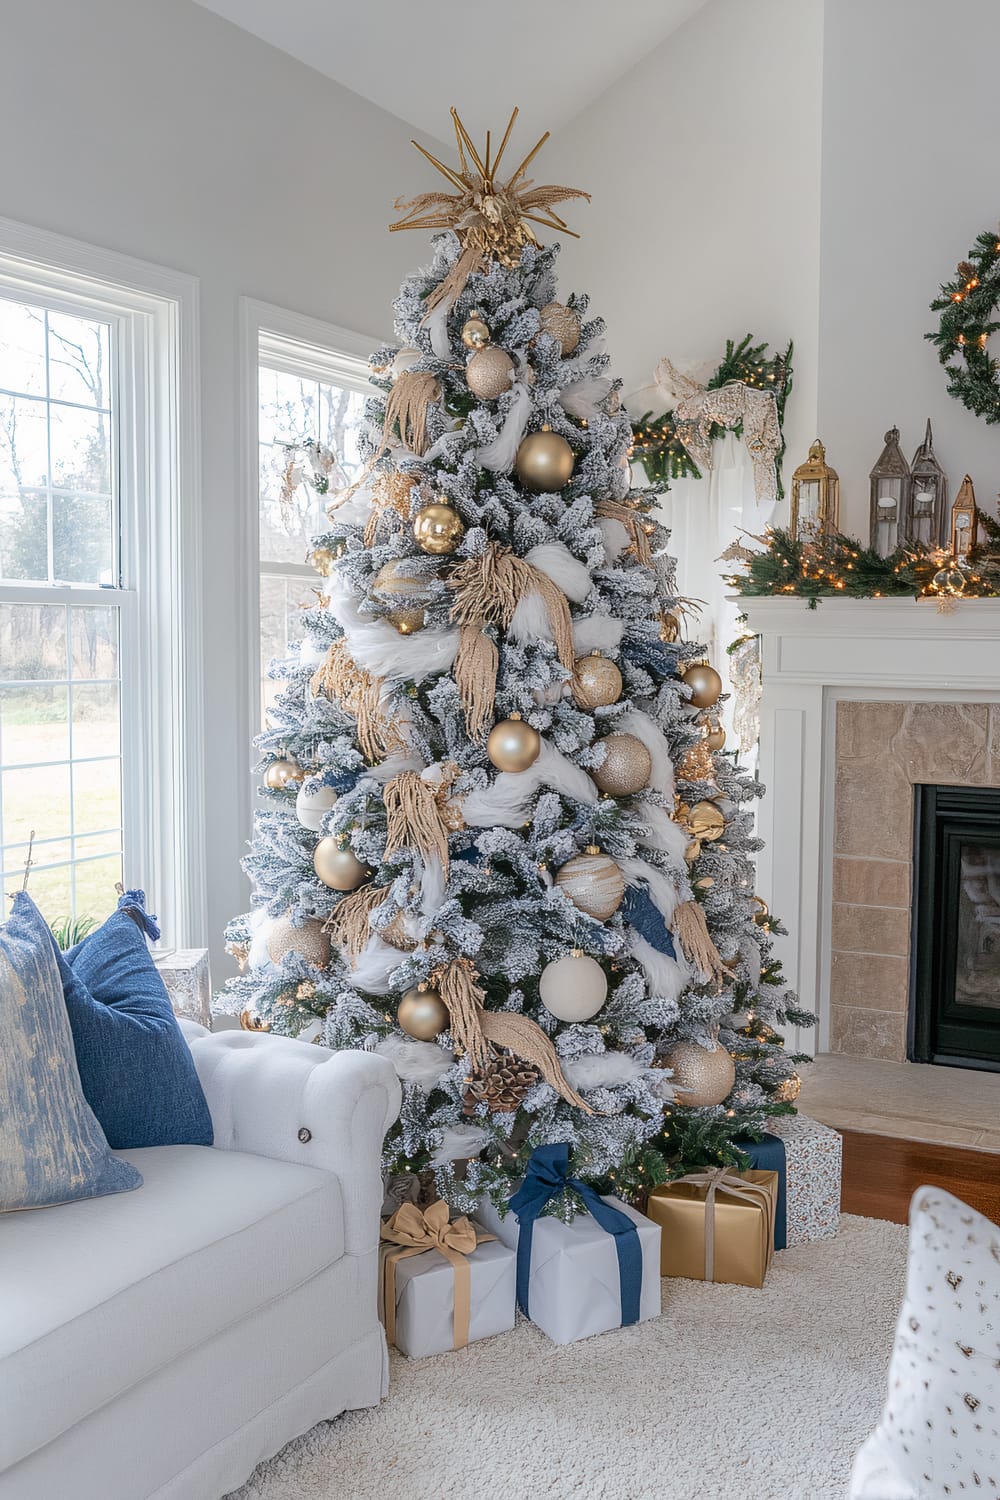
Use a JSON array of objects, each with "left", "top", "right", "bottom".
[{"left": 927, "top": 227, "right": 1000, "bottom": 422}]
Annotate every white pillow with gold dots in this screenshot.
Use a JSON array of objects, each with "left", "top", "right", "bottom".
[{"left": 850, "top": 1186, "right": 1000, "bottom": 1499}]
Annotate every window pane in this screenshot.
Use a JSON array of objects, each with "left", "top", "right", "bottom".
[
  {"left": 0, "top": 684, "right": 69, "bottom": 765},
  {"left": 70, "top": 606, "right": 118, "bottom": 679},
  {"left": 2, "top": 762, "right": 70, "bottom": 849},
  {"left": 46, "top": 311, "right": 112, "bottom": 408},
  {"left": 0, "top": 602, "right": 67, "bottom": 680},
  {"left": 71, "top": 759, "right": 121, "bottom": 836},
  {"left": 0, "top": 394, "right": 48, "bottom": 489},
  {"left": 54, "top": 491, "right": 114, "bottom": 584},
  {"left": 71, "top": 683, "right": 120, "bottom": 757},
  {"left": 258, "top": 368, "right": 320, "bottom": 447},
  {"left": 71, "top": 854, "right": 122, "bottom": 928},
  {"left": 0, "top": 298, "right": 46, "bottom": 396},
  {"left": 49, "top": 404, "right": 111, "bottom": 492},
  {"left": 260, "top": 573, "right": 315, "bottom": 725},
  {"left": 0, "top": 490, "right": 47, "bottom": 580},
  {"left": 319, "top": 384, "right": 367, "bottom": 482}
]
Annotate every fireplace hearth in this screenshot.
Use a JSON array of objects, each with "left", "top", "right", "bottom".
[{"left": 911, "top": 785, "right": 1000, "bottom": 1071}]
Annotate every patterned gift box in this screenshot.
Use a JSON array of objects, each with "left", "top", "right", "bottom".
[{"left": 767, "top": 1113, "right": 842, "bottom": 1246}]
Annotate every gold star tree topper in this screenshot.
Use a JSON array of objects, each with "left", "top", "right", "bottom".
[{"left": 390, "top": 108, "right": 590, "bottom": 311}]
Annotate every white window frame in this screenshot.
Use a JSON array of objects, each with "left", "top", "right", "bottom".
[
  {"left": 238, "top": 298, "right": 380, "bottom": 831},
  {"left": 0, "top": 218, "right": 204, "bottom": 946}
]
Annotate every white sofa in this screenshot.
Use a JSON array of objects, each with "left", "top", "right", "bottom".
[{"left": 0, "top": 1024, "right": 401, "bottom": 1500}]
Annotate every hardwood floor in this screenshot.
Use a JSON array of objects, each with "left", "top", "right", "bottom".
[{"left": 840, "top": 1129, "right": 1000, "bottom": 1226}]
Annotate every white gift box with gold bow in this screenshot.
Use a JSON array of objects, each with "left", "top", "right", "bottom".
[{"left": 378, "top": 1202, "right": 516, "bottom": 1360}]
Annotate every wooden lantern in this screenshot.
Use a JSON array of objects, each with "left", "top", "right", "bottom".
[
  {"left": 950, "top": 474, "right": 978, "bottom": 564},
  {"left": 908, "top": 419, "right": 947, "bottom": 549},
  {"left": 869, "top": 427, "right": 910, "bottom": 558},
  {"left": 790, "top": 439, "right": 839, "bottom": 541}
]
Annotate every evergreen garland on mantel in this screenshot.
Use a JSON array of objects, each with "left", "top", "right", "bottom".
[{"left": 927, "top": 227, "right": 1000, "bottom": 423}]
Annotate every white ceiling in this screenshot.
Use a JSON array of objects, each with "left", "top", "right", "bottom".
[{"left": 194, "top": 0, "right": 708, "bottom": 142}]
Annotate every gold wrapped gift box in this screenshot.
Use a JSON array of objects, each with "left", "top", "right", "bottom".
[{"left": 646, "top": 1168, "right": 778, "bottom": 1288}]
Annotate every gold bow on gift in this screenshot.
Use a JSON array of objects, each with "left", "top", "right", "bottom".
[
  {"left": 672, "top": 1167, "right": 776, "bottom": 1282},
  {"left": 379, "top": 1201, "right": 494, "bottom": 1351}
]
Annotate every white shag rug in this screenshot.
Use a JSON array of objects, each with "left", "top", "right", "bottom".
[{"left": 229, "top": 1214, "right": 906, "bottom": 1500}]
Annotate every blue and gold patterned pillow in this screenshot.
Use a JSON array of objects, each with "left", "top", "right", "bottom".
[{"left": 0, "top": 892, "right": 142, "bottom": 1212}]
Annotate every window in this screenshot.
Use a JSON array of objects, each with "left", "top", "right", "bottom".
[
  {"left": 255, "top": 318, "right": 372, "bottom": 726},
  {"left": 0, "top": 220, "right": 202, "bottom": 944}
]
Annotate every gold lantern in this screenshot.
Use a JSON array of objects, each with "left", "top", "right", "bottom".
[
  {"left": 950, "top": 474, "right": 978, "bottom": 564},
  {"left": 869, "top": 427, "right": 909, "bottom": 558},
  {"left": 790, "top": 439, "right": 839, "bottom": 541},
  {"left": 908, "top": 419, "right": 947, "bottom": 549}
]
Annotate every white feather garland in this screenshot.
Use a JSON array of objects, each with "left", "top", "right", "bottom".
[
  {"left": 598, "top": 516, "right": 630, "bottom": 563},
  {"left": 422, "top": 299, "right": 452, "bottom": 361},
  {"left": 429, "top": 1123, "right": 492, "bottom": 1167},
  {"left": 634, "top": 802, "right": 691, "bottom": 863},
  {"left": 627, "top": 929, "right": 689, "bottom": 1003},
  {"left": 619, "top": 709, "right": 675, "bottom": 799},
  {"left": 349, "top": 936, "right": 407, "bottom": 995},
  {"left": 327, "top": 582, "right": 459, "bottom": 681},
  {"left": 523, "top": 542, "right": 593, "bottom": 602},
  {"left": 375, "top": 1034, "right": 455, "bottom": 1090},
  {"left": 563, "top": 1051, "right": 645, "bottom": 1090},
  {"left": 476, "top": 383, "right": 532, "bottom": 473},
  {"left": 558, "top": 375, "right": 612, "bottom": 420},
  {"left": 572, "top": 615, "right": 624, "bottom": 655},
  {"left": 462, "top": 738, "right": 599, "bottom": 828},
  {"left": 508, "top": 590, "right": 555, "bottom": 649}
]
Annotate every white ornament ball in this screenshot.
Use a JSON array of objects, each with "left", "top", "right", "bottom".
[
  {"left": 295, "top": 782, "right": 339, "bottom": 832},
  {"left": 390, "top": 347, "right": 422, "bottom": 380},
  {"left": 539, "top": 952, "right": 608, "bottom": 1023}
]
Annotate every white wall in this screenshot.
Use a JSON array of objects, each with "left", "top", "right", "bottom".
[
  {"left": 819, "top": 0, "right": 1000, "bottom": 535},
  {"left": 0, "top": 0, "right": 430, "bottom": 975},
  {"left": 549, "top": 0, "right": 825, "bottom": 495}
]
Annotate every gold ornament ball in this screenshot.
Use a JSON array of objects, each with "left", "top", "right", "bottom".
[
  {"left": 591, "top": 733, "right": 653, "bottom": 796},
  {"left": 772, "top": 1073, "right": 801, "bottom": 1104},
  {"left": 372, "top": 557, "right": 436, "bottom": 599},
  {"left": 467, "top": 346, "right": 515, "bottom": 400},
  {"left": 704, "top": 721, "right": 726, "bottom": 751},
  {"left": 397, "top": 984, "right": 449, "bottom": 1041},
  {"left": 387, "top": 609, "right": 425, "bottom": 634},
  {"left": 264, "top": 757, "right": 303, "bottom": 791},
  {"left": 538, "top": 302, "right": 581, "bottom": 356},
  {"left": 752, "top": 895, "right": 769, "bottom": 926},
  {"left": 308, "top": 546, "right": 336, "bottom": 577},
  {"left": 661, "top": 1039, "right": 735, "bottom": 1108},
  {"left": 514, "top": 426, "right": 575, "bottom": 493},
  {"left": 487, "top": 714, "right": 541, "bottom": 773},
  {"left": 682, "top": 662, "right": 723, "bottom": 709},
  {"left": 554, "top": 847, "right": 625, "bottom": 920},
  {"left": 413, "top": 502, "right": 464, "bottom": 555},
  {"left": 687, "top": 800, "right": 726, "bottom": 841},
  {"left": 313, "top": 836, "right": 371, "bottom": 891},
  {"left": 266, "top": 916, "right": 331, "bottom": 969},
  {"left": 573, "top": 651, "right": 623, "bottom": 709},
  {"left": 461, "top": 315, "right": 491, "bottom": 350},
  {"left": 659, "top": 611, "right": 680, "bottom": 644}
]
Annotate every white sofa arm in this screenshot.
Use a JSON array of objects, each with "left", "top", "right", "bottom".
[{"left": 186, "top": 1031, "right": 401, "bottom": 1256}]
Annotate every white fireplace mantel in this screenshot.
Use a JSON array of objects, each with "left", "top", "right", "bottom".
[{"left": 738, "top": 596, "right": 1000, "bottom": 1052}]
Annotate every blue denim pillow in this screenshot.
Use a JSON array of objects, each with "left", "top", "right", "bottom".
[
  {"left": 1, "top": 892, "right": 142, "bottom": 1211},
  {"left": 56, "top": 895, "right": 213, "bottom": 1150}
]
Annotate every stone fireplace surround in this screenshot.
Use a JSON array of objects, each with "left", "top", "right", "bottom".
[{"left": 738, "top": 597, "right": 1000, "bottom": 1061}]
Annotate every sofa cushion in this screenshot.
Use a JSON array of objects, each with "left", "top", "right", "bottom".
[
  {"left": 0, "top": 1144, "right": 344, "bottom": 1470},
  {"left": 56, "top": 896, "right": 213, "bottom": 1149},
  {"left": 0, "top": 891, "right": 142, "bottom": 1213}
]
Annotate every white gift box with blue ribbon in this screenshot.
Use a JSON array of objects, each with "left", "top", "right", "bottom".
[{"left": 477, "top": 1144, "right": 661, "bottom": 1345}]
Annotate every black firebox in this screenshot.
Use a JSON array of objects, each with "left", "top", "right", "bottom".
[{"left": 910, "top": 784, "right": 1000, "bottom": 1070}]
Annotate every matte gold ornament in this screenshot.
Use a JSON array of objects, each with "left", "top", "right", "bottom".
[
  {"left": 413, "top": 501, "right": 464, "bottom": 555},
  {"left": 681, "top": 661, "right": 723, "bottom": 709},
  {"left": 295, "top": 781, "right": 338, "bottom": 831},
  {"left": 591, "top": 733, "right": 652, "bottom": 795},
  {"left": 660, "top": 1038, "right": 735, "bottom": 1107},
  {"left": 397, "top": 982, "right": 449, "bottom": 1041},
  {"left": 687, "top": 800, "right": 726, "bottom": 841},
  {"left": 373, "top": 557, "right": 435, "bottom": 630},
  {"left": 467, "top": 345, "right": 515, "bottom": 399},
  {"left": 487, "top": 713, "right": 541, "bottom": 773},
  {"left": 266, "top": 916, "right": 331, "bottom": 969},
  {"left": 308, "top": 546, "right": 337, "bottom": 576},
  {"left": 461, "top": 314, "right": 491, "bottom": 350},
  {"left": 388, "top": 609, "right": 425, "bottom": 634},
  {"left": 313, "top": 836, "right": 371, "bottom": 891},
  {"left": 772, "top": 1073, "right": 801, "bottom": 1104},
  {"left": 539, "top": 950, "right": 608, "bottom": 1023},
  {"left": 554, "top": 846, "right": 625, "bottom": 920},
  {"left": 514, "top": 425, "right": 575, "bottom": 493},
  {"left": 538, "top": 301, "right": 581, "bottom": 356},
  {"left": 704, "top": 720, "right": 726, "bottom": 751},
  {"left": 264, "top": 757, "right": 303, "bottom": 791},
  {"left": 572, "top": 651, "right": 622, "bottom": 709}
]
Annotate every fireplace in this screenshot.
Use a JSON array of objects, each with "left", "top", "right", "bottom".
[{"left": 911, "top": 785, "right": 1000, "bottom": 1070}]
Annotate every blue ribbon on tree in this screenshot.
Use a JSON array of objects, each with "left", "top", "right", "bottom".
[
  {"left": 621, "top": 886, "right": 676, "bottom": 959},
  {"left": 734, "top": 1133, "right": 787, "bottom": 1250},
  {"left": 508, "top": 1142, "right": 643, "bottom": 1325}
]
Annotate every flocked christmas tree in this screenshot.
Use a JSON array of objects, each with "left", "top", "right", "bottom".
[{"left": 217, "top": 110, "right": 813, "bottom": 1211}]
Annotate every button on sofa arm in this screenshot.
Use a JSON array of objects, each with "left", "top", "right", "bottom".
[{"left": 184, "top": 1029, "right": 402, "bottom": 1256}]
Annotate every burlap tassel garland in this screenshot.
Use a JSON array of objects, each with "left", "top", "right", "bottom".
[
  {"left": 310, "top": 639, "right": 402, "bottom": 763},
  {"left": 435, "top": 958, "right": 592, "bottom": 1114},
  {"left": 383, "top": 771, "right": 450, "bottom": 877},
  {"left": 324, "top": 883, "right": 392, "bottom": 959},
  {"left": 449, "top": 543, "right": 576, "bottom": 736},
  {"left": 378, "top": 370, "right": 441, "bottom": 459},
  {"left": 671, "top": 900, "right": 727, "bottom": 989},
  {"left": 596, "top": 499, "right": 653, "bottom": 567},
  {"left": 364, "top": 469, "right": 418, "bottom": 547},
  {"left": 421, "top": 242, "right": 482, "bottom": 317}
]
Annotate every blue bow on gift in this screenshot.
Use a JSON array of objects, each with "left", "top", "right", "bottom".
[{"left": 508, "top": 1143, "right": 642, "bottom": 1325}]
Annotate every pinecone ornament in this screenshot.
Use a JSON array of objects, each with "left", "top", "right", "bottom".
[{"left": 463, "top": 1049, "right": 539, "bottom": 1114}]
